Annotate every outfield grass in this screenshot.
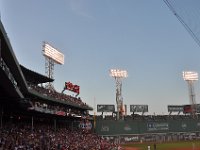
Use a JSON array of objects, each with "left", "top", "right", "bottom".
[{"left": 122, "top": 140, "right": 200, "bottom": 150}]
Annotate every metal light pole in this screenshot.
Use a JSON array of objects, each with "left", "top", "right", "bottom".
[
  {"left": 43, "top": 42, "right": 64, "bottom": 89},
  {"left": 110, "top": 69, "right": 128, "bottom": 120},
  {"left": 183, "top": 71, "right": 198, "bottom": 116}
]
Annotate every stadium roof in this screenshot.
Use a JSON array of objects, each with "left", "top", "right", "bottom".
[
  {"left": 20, "top": 65, "right": 54, "bottom": 84},
  {"left": 0, "top": 20, "right": 28, "bottom": 94}
]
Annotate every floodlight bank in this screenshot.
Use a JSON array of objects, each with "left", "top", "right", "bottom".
[
  {"left": 43, "top": 42, "right": 64, "bottom": 65},
  {"left": 183, "top": 71, "right": 198, "bottom": 81},
  {"left": 110, "top": 69, "right": 128, "bottom": 78}
]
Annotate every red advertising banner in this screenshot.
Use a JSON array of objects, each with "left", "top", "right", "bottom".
[
  {"left": 183, "top": 105, "right": 192, "bottom": 113},
  {"left": 65, "top": 82, "right": 80, "bottom": 94}
]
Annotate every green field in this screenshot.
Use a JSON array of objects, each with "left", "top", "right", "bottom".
[{"left": 122, "top": 140, "right": 200, "bottom": 150}]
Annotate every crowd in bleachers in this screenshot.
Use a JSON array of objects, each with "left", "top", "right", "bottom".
[
  {"left": 0, "top": 122, "right": 120, "bottom": 150},
  {"left": 28, "top": 101, "right": 84, "bottom": 117},
  {"left": 28, "top": 84, "right": 89, "bottom": 108}
]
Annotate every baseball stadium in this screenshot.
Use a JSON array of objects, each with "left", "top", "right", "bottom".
[{"left": 1, "top": 1, "right": 200, "bottom": 150}]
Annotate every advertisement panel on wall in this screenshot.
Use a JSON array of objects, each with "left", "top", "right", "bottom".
[{"left": 147, "top": 122, "right": 169, "bottom": 131}]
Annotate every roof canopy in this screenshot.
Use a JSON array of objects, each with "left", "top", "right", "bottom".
[{"left": 20, "top": 65, "right": 54, "bottom": 84}]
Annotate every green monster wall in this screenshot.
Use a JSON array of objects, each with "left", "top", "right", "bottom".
[{"left": 95, "top": 119, "right": 200, "bottom": 135}]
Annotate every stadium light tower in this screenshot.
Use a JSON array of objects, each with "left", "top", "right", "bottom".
[
  {"left": 42, "top": 42, "right": 64, "bottom": 89},
  {"left": 183, "top": 71, "right": 198, "bottom": 116},
  {"left": 110, "top": 69, "right": 128, "bottom": 120}
]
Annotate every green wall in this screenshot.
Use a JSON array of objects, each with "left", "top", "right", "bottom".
[{"left": 96, "top": 119, "right": 200, "bottom": 135}]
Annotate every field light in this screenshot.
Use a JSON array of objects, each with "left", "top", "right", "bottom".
[
  {"left": 183, "top": 71, "right": 198, "bottom": 81},
  {"left": 43, "top": 41, "right": 65, "bottom": 89},
  {"left": 43, "top": 42, "right": 64, "bottom": 65},
  {"left": 110, "top": 68, "right": 128, "bottom": 120},
  {"left": 183, "top": 71, "right": 198, "bottom": 116},
  {"left": 110, "top": 69, "right": 128, "bottom": 78}
]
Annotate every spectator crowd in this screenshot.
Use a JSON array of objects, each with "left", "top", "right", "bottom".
[
  {"left": 0, "top": 122, "right": 120, "bottom": 150},
  {"left": 28, "top": 84, "right": 89, "bottom": 108}
]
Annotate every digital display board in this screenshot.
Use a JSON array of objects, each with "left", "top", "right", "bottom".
[
  {"left": 97, "top": 105, "right": 115, "bottom": 112},
  {"left": 65, "top": 82, "right": 80, "bottom": 94},
  {"left": 130, "top": 105, "right": 148, "bottom": 112}
]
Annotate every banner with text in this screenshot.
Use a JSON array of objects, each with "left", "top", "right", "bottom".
[
  {"left": 168, "top": 105, "right": 183, "bottom": 112},
  {"left": 147, "top": 122, "right": 169, "bottom": 131},
  {"left": 97, "top": 105, "right": 115, "bottom": 112},
  {"left": 130, "top": 105, "right": 148, "bottom": 112}
]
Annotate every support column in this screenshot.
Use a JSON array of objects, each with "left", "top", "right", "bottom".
[
  {"left": 71, "top": 121, "right": 73, "bottom": 131},
  {"left": 54, "top": 119, "right": 57, "bottom": 131},
  {"left": 31, "top": 116, "right": 34, "bottom": 131},
  {"left": 0, "top": 107, "right": 3, "bottom": 129}
]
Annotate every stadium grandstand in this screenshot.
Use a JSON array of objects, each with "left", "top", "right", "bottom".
[{"left": 0, "top": 20, "right": 120, "bottom": 149}]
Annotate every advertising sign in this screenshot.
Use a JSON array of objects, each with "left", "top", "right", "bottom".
[
  {"left": 147, "top": 122, "right": 169, "bottom": 131},
  {"left": 183, "top": 105, "right": 192, "bottom": 113},
  {"left": 97, "top": 105, "right": 115, "bottom": 112},
  {"left": 182, "top": 104, "right": 200, "bottom": 113},
  {"left": 65, "top": 82, "right": 80, "bottom": 94},
  {"left": 168, "top": 105, "right": 183, "bottom": 112},
  {"left": 130, "top": 105, "right": 148, "bottom": 112}
]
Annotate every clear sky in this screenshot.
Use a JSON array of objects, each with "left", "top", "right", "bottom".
[{"left": 1, "top": 0, "right": 200, "bottom": 115}]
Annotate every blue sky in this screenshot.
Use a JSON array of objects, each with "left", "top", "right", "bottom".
[{"left": 1, "top": 0, "right": 200, "bottom": 115}]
